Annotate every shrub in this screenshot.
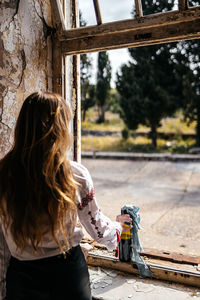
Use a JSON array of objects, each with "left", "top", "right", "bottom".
[{"left": 122, "top": 127, "right": 130, "bottom": 140}]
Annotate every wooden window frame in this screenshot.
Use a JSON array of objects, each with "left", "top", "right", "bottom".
[{"left": 50, "top": 0, "right": 200, "bottom": 288}]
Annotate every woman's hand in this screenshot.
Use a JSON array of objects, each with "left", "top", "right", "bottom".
[{"left": 116, "top": 214, "right": 133, "bottom": 232}]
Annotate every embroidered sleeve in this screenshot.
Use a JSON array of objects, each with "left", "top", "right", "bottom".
[
  {"left": 0, "top": 226, "right": 11, "bottom": 300},
  {"left": 74, "top": 163, "right": 122, "bottom": 251}
]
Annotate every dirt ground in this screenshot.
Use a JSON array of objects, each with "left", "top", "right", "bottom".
[{"left": 82, "top": 158, "right": 200, "bottom": 257}]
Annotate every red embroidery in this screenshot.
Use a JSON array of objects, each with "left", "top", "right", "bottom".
[
  {"left": 78, "top": 187, "right": 95, "bottom": 210},
  {"left": 88, "top": 210, "right": 103, "bottom": 238}
]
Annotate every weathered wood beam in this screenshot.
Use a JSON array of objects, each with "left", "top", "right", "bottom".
[
  {"left": 71, "top": 0, "right": 78, "bottom": 29},
  {"left": 72, "top": 54, "right": 81, "bottom": 163},
  {"left": 87, "top": 253, "right": 200, "bottom": 288},
  {"left": 50, "top": 0, "right": 66, "bottom": 31},
  {"left": 135, "top": 0, "right": 143, "bottom": 18},
  {"left": 141, "top": 248, "right": 200, "bottom": 265},
  {"left": 178, "top": 0, "right": 189, "bottom": 11},
  {"left": 61, "top": 12, "right": 200, "bottom": 55},
  {"left": 50, "top": 0, "right": 66, "bottom": 94},
  {"left": 60, "top": 6, "right": 200, "bottom": 55},
  {"left": 60, "top": 6, "right": 200, "bottom": 41},
  {"left": 71, "top": 0, "right": 81, "bottom": 162},
  {"left": 52, "top": 37, "right": 63, "bottom": 94},
  {"left": 82, "top": 238, "right": 200, "bottom": 266},
  {"left": 93, "top": 0, "right": 102, "bottom": 25}
]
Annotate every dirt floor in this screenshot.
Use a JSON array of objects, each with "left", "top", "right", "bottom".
[
  {"left": 89, "top": 266, "right": 200, "bottom": 300},
  {"left": 82, "top": 158, "right": 200, "bottom": 257}
]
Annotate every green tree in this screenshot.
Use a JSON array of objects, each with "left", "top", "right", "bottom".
[
  {"left": 107, "top": 88, "right": 121, "bottom": 114},
  {"left": 80, "top": 53, "right": 95, "bottom": 121},
  {"left": 96, "top": 51, "right": 112, "bottom": 123},
  {"left": 80, "top": 12, "right": 95, "bottom": 121},
  {"left": 167, "top": 0, "right": 200, "bottom": 146},
  {"left": 181, "top": 40, "right": 200, "bottom": 146},
  {"left": 174, "top": 0, "right": 200, "bottom": 146},
  {"left": 116, "top": 0, "right": 182, "bottom": 148}
]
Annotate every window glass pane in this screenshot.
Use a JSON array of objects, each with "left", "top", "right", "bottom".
[
  {"left": 98, "top": 0, "right": 133, "bottom": 22},
  {"left": 189, "top": 0, "right": 200, "bottom": 6},
  {"left": 139, "top": 0, "right": 175, "bottom": 15},
  {"left": 79, "top": 0, "right": 133, "bottom": 25},
  {"left": 89, "top": 49, "right": 130, "bottom": 88},
  {"left": 79, "top": 0, "right": 97, "bottom": 26},
  {"left": 79, "top": 0, "right": 185, "bottom": 27}
]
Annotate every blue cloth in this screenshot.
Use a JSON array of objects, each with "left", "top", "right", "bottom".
[{"left": 121, "top": 205, "right": 152, "bottom": 278}]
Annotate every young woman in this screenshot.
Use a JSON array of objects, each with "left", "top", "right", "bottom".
[{"left": 0, "top": 92, "right": 132, "bottom": 300}]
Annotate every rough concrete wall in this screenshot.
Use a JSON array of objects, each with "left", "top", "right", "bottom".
[{"left": 0, "top": 0, "right": 53, "bottom": 158}]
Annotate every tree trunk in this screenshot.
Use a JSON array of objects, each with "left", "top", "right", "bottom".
[
  {"left": 97, "top": 105, "right": 105, "bottom": 123},
  {"left": 82, "top": 109, "right": 86, "bottom": 122},
  {"left": 150, "top": 124, "right": 157, "bottom": 148},
  {"left": 196, "top": 98, "right": 200, "bottom": 147}
]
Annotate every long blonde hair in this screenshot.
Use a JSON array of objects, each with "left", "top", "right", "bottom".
[{"left": 0, "top": 92, "right": 78, "bottom": 253}]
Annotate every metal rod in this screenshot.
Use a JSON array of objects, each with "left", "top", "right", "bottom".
[
  {"left": 135, "top": 0, "right": 143, "bottom": 17},
  {"left": 93, "top": 0, "right": 102, "bottom": 25}
]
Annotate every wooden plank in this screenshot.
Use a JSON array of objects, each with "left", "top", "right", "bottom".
[
  {"left": 52, "top": 34, "right": 63, "bottom": 94},
  {"left": 93, "top": 0, "right": 102, "bottom": 25},
  {"left": 61, "top": 18, "right": 200, "bottom": 55},
  {"left": 50, "top": 0, "right": 66, "bottom": 31},
  {"left": 71, "top": 0, "right": 81, "bottom": 162},
  {"left": 72, "top": 54, "right": 81, "bottom": 162},
  {"left": 179, "top": 0, "right": 189, "bottom": 11},
  {"left": 50, "top": 0, "right": 65, "bottom": 94},
  {"left": 87, "top": 253, "right": 200, "bottom": 288},
  {"left": 71, "top": 0, "right": 78, "bottom": 29},
  {"left": 135, "top": 0, "right": 143, "bottom": 18},
  {"left": 82, "top": 239, "right": 200, "bottom": 265},
  {"left": 59, "top": 6, "right": 200, "bottom": 41},
  {"left": 140, "top": 248, "right": 200, "bottom": 265}
]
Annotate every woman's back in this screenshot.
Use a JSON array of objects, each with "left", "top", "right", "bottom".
[
  {"left": 0, "top": 92, "right": 78, "bottom": 254},
  {"left": 0, "top": 91, "right": 130, "bottom": 300}
]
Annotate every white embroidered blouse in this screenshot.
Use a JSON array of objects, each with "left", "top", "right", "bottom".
[{"left": 0, "top": 161, "right": 122, "bottom": 300}]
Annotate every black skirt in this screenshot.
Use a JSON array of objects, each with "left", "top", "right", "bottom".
[{"left": 6, "top": 245, "right": 92, "bottom": 300}]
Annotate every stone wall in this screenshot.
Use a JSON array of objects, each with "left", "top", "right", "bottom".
[{"left": 0, "top": 0, "right": 53, "bottom": 157}]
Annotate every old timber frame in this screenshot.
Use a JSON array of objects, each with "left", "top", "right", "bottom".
[
  {"left": 51, "top": 0, "right": 81, "bottom": 162},
  {"left": 50, "top": 0, "right": 200, "bottom": 287},
  {"left": 60, "top": 0, "right": 200, "bottom": 55},
  {"left": 51, "top": 0, "right": 200, "bottom": 161}
]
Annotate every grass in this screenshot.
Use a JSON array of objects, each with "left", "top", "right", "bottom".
[
  {"left": 82, "top": 108, "right": 124, "bottom": 132},
  {"left": 81, "top": 136, "right": 196, "bottom": 153},
  {"left": 82, "top": 107, "right": 196, "bottom": 134},
  {"left": 81, "top": 108, "right": 197, "bottom": 153}
]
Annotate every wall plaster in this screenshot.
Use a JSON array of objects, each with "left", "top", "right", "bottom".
[{"left": 0, "top": 0, "right": 53, "bottom": 157}]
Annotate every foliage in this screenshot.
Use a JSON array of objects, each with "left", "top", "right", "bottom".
[
  {"left": 116, "top": 0, "right": 187, "bottom": 148},
  {"left": 96, "top": 51, "right": 112, "bottom": 123},
  {"left": 82, "top": 107, "right": 196, "bottom": 134},
  {"left": 179, "top": 36, "right": 200, "bottom": 146},
  {"left": 107, "top": 88, "right": 121, "bottom": 114},
  {"left": 81, "top": 135, "right": 195, "bottom": 154},
  {"left": 82, "top": 108, "right": 124, "bottom": 131},
  {"left": 122, "top": 126, "right": 130, "bottom": 140},
  {"left": 81, "top": 109, "right": 196, "bottom": 153},
  {"left": 80, "top": 12, "right": 95, "bottom": 121}
]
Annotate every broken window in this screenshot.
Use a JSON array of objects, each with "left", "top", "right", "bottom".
[{"left": 51, "top": 0, "right": 200, "bottom": 287}]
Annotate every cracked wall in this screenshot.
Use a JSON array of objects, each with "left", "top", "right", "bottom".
[{"left": 0, "top": 0, "right": 53, "bottom": 157}]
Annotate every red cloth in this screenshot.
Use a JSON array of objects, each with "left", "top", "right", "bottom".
[{"left": 115, "top": 229, "right": 121, "bottom": 257}]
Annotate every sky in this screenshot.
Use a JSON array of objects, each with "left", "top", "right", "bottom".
[{"left": 79, "top": 0, "right": 134, "bottom": 87}]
